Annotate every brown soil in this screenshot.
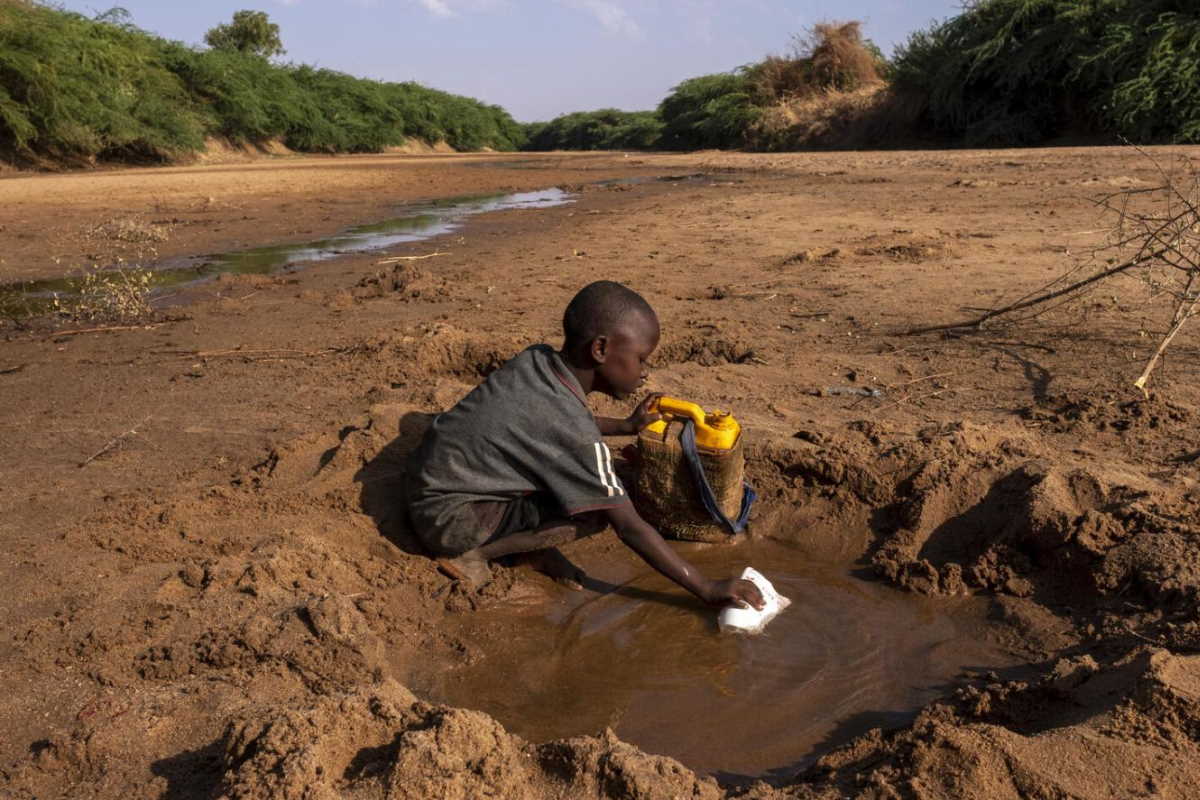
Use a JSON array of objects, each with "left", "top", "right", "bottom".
[{"left": 4, "top": 147, "right": 1200, "bottom": 799}]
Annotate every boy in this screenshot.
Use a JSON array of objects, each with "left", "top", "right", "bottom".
[{"left": 405, "top": 280, "right": 763, "bottom": 611}]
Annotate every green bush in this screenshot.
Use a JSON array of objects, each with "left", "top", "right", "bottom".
[
  {"left": 657, "top": 72, "right": 760, "bottom": 150},
  {"left": 1088, "top": 5, "right": 1200, "bottom": 142},
  {"left": 893, "top": 0, "right": 1200, "bottom": 145},
  {"left": 164, "top": 45, "right": 303, "bottom": 144},
  {"left": 0, "top": 2, "right": 523, "bottom": 164},
  {"left": 0, "top": 3, "right": 205, "bottom": 161},
  {"left": 522, "top": 109, "right": 662, "bottom": 151},
  {"left": 528, "top": 23, "right": 888, "bottom": 152}
]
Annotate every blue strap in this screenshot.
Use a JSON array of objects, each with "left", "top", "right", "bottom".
[{"left": 678, "top": 419, "right": 756, "bottom": 534}]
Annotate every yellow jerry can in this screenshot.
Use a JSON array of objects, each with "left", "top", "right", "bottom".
[{"left": 635, "top": 396, "right": 749, "bottom": 543}]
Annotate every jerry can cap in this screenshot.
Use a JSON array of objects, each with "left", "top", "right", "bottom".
[{"left": 708, "top": 411, "right": 737, "bottom": 431}]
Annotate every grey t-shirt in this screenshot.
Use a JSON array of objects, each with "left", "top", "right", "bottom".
[{"left": 406, "top": 344, "right": 629, "bottom": 530}]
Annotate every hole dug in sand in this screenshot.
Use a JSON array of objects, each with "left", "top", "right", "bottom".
[
  {"left": 403, "top": 416, "right": 1200, "bottom": 785},
  {"left": 416, "top": 535, "right": 1015, "bottom": 780},
  {"left": 308, "top": 410, "right": 1200, "bottom": 786},
  {"left": 31, "top": 403, "right": 1200, "bottom": 800}
]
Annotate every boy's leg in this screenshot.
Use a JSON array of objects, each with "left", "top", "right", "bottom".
[
  {"left": 508, "top": 548, "right": 586, "bottom": 590},
  {"left": 439, "top": 513, "right": 607, "bottom": 589}
]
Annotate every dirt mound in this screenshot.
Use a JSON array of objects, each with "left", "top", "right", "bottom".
[
  {"left": 537, "top": 730, "right": 721, "bottom": 800},
  {"left": 740, "top": 431, "right": 891, "bottom": 560},
  {"left": 779, "top": 248, "right": 841, "bottom": 266},
  {"left": 737, "top": 417, "right": 1200, "bottom": 632},
  {"left": 218, "top": 683, "right": 545, "bottom": 800},
  {"left": 216, "top": 682, "right": 718, "bottom": 800},
  {"left": 345, "top": 324, "right": 528, "bottom": 384},
  {"left": 1023, "top": 391, "right": 1195, "bottom": 436},
  {"left": 854, "top": 233, "right": 950, "bottom": 262},
  {"left": 354, "top": 262, "right": 450, "bottom": 301},
  {"left": 791, "top": 647, "right": 1200, "bottom": 800},
  {"left": 840, "top": 422, "right": 1135, "bottom": 601},
  {"left": 1097, "top": 524, "right": 1200, "bottom": 610},
  {"left": 656, "top": 333, "right": 762, "bottom": 366}
]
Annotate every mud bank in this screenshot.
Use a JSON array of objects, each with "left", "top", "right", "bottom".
[{"left": 5, "top": 148, "right": 1200, "bottom": 799}]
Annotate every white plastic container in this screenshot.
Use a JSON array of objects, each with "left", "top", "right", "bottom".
[{"left": 718, "top": 567, "right": 791, "bottom": 635}]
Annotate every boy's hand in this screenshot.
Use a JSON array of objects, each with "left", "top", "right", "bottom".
[
  {"left": 624, "top": 392, "right": 664, "bottom": 434},
  {"left": 703, "top": 578, "right": 765, "bottom": 610}
]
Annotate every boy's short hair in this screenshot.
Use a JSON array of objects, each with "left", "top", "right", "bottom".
[{"left": 563, "top": 281, "right": 655, "bottom": 346}]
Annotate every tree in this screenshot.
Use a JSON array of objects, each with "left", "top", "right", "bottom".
[
  {"left": 204, "top": 10, "right": 284, "bottom": 59},
  {"left": 94, "top": 6, "right": 135, "bottom": 29}
]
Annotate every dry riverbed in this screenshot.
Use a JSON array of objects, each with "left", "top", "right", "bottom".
[{"left": 3, "top": 148, "right": 1200, "bottom": 799}]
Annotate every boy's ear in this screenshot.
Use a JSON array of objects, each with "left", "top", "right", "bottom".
[{"left": 590, "top": 335, "right": 609, "bottom": 364}]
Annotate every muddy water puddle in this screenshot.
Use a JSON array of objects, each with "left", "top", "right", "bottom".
[
  {"left": 0, "top": 188, "right": 571, "bottom": 314},
  {"left": 418, "top": 538, "right": 1015, "bottom": 780}
]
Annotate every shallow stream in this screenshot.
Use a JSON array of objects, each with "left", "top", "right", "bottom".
[
  {"left": 0, "top": 188, "right": 572, "bottom": 313},
  {"left": 420, "top": 538, "right": 1014, "bottom": 781}
]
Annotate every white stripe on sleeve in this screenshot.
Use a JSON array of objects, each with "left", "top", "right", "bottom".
[
  {"left": 602, "top": 443, "right": 624, "bottom": 495},
  {"left": 594, "top": 442, "right": 614, "bottom": 497}
]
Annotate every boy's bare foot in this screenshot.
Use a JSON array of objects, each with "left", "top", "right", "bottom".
[
  {"left": 513, "top": 547, "right": 586, "bottom": 590},
  {"left": 436, "top": 551, "right": 492, "bottom": 589}
]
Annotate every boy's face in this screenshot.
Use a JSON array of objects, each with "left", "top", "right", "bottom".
[{"left": 593, "top": 312, "right": 660, "bottom": 399}]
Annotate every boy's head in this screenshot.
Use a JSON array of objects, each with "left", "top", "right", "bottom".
[{"left": 562, "top": 281, "right": 659, "bottom": 398}]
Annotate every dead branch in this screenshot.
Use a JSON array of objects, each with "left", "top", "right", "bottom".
[
  {"left": 720, "top": 291, "right": 780, "bottom": 300},
  {"left": 876, "top": 387, "right": 951, "bottom": 413},
  {"left": 151, "top": 347, "right": 337, "bottom": 360},
  {"left": 48, "top": 324, "right": 163, "bottom": 339},
  {"left": 375, "top": 252, "right": 448, "bottom": 264},
  {"left": 1133, "top": 278, "right": 1200, "bottom": 397},
  {"left": 903, "top": 246, "right": 1171, "bottom": 335},
  {"left": 79, "top": 416, "right": 151, "bottom": 468},
  {"left": 980, "top": 340, "right": 1057, "bottom": 354},
  {"left": 890, "top": 371, "right": 954, "bottom": 388},
  {"left": 0, "top": 364, "right": 26, "bottom": 375}
]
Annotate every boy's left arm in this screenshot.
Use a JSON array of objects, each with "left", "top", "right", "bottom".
[{"left": 596, "top": 393, "right": 662, "bottom": 436}]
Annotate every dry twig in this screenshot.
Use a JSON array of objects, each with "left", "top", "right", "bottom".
[
  {"left": 375, "top": 252, "right": 448, "bottom": 264},
  {"left": 49, "top": 324, "right": 163, "bottom": 339},
  {"left": 876, "top": 388, "right": 950, "bottom": 412},
  {"left": 79, "top": 416, "right": 151, "bottom": 468},
  {"left": 902, "top": 246, "right": 1169, "bottom": 335},
  {"left": 152, "top": 347, "right": 337, "bottom": 361}
]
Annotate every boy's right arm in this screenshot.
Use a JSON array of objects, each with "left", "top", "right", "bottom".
[{"left": 604, "top": 503, "right": 764, "bottom": 609}]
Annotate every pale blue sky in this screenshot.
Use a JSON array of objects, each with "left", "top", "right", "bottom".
[{"left": 59, "top": 0, "right": 964, "bottom": 121}]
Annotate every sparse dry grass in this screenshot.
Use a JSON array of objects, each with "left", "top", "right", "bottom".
[
  {"left": 87, "top": 215, "right": 173, "bottom": 244},
  {"left": 753, "top": 84, "right": 920, "bottom": 150},
  {"left": 53, "top": 264, "right": 156, "bottom": 322},
  {"left": 750, "top": 22, "right": 884, "bottom": 104}
]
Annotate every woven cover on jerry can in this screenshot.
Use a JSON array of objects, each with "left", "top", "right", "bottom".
[{"left": 634, "top": 397, "right": 746, "bottom": 543}]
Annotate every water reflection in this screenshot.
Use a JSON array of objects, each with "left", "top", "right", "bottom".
[
  {"left": 420, "top": 539, "right": 1014, "bottom": 778},
  {"left": 0, "top": 188, "right": 573, "bottom": 314}
]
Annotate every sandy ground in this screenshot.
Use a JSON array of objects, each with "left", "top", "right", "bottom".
[{"left": 3, "top": 147, "right": 1200, "bottom": 799}]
